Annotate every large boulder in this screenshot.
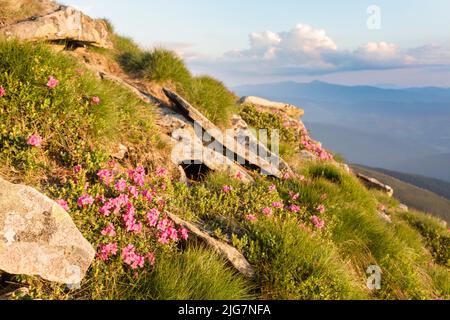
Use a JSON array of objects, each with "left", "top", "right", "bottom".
[
  {"left": 0, "top": 177, "right": 95, "bottom": 285},
  {"left": 0, "top": 5, "right": 113, "bottom": 48}
]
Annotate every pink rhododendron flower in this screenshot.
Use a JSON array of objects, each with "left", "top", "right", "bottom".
[
  {"left": 289, "top": 205, "right": 301, "bottom": 213},
  {"left": 272, "top": 201, "right": 284, "bottom": 209},
  {"left": 27, "top": 134, "right": 43, "bottom": 147},
  {"left": 128, "top": 186, "right": 139, "bottom": 198},
  {"left": 46, "top": 76, "right": 59, "bottom": 89},
  {"left": 245, "top": 214, "right": 258, "bottom": 222},
  {"left": 268, "top": 184, "right": 277, "bottom": 192},
  {"left": 122, "top": 244, "right": 145, "bottom": 269},
  {"left": 289, "top": 191, "right": 300, "bottom": 200},
  {"left": 128, "top": 166, "right": 146, "bottom": 187},
  {"left": 142, "top": 189, "right": 154, "bottom": 202},
  {"left": 56, "top": 199, "right": 69, "bottom": 212},
  {"left": 155, "top": 167, "right": 168, "bottom": 177},
  {"left": 97, "top": 169, "right": 113, "bottom": 185},
  {"left": 222, "top": 185, "right": 233, "bottom": 193},
  {"left": 101, "top": 223, "right": 116, "bottom": 237},
  {"left": 317, "top": 204, "right": 326, "bottom": 214},
  {"left": 167, "top": 226, "right": 179, "bottom": 241},
  {"left": 91, "top": 96, "right": 101, "bottom": 105},
  {"left": 179, "top": 227, "right": 189, "bottom": 241},
  {"left": 0, "top": 86, "right": 5, "bottom": 97},
  {"left": 123, "top": 203, "right": 142, "bottom": 233},
  {"left": 146, "top": 208, "right": 160, "bottom": 227},
  {"left": 235, "top": 171, "right": 244, "bottom": 180},
  {"left": 262, "top": 207, "right": 273, "bottom": 217},
  {"left": 97, "top": 243, "right": 118, "bottom": 261},
  {"left": 146, "top": 252, "right": 156, "bottom": 266},
  {"left": 311, "top": 215, "right": 326, "bottom": 230},
  {"left": 77, "top": 194, "right": 94, "bottom": 208},
  {"left": 73, "top": 165, "right": 82, "bottom": 174},
  {"left": 283, "top": 172, "right": 292, "bottom": 180},
  {"left": 114, "top": 178, "right": 127, "bottom": 192}
]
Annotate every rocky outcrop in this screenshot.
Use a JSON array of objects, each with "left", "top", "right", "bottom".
[
  {"left": 167, "top": 212, "right": 255, "bottom": 278},
  {"left": 164, "top": 88, "right": 289, "bottom": 178},
  {"left": 356, "top": 173, "right": 394, "bottom": 197},
  {"left": 0, "top": 5, "right": 113, "bottom": 48},
  {"left": 239, "top": 96, "right": 304, "bottom": 119},
  {"left": 0, "top": 177, "right": 95, "bottom": 285}
]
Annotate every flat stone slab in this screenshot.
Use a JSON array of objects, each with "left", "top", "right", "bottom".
[
  {"left": 167, "top": 212, "right": 255, "bottom": 278},
  {"left": 0, "top": 5, "right": 113, "bottom": 48},
  {"left": 164, "top": 88, "right": 285, "bottom": 178},
  {"left": 0, "top": 177, "right": 95, "bottom": 285}
]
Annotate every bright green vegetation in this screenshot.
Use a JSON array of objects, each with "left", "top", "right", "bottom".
[
  {"left": 0, "top": 41, "right": 162, "bottom": 185},
  {"left": 110, "top": 33, "right": 238, "bottom": 126},
  {"left": 1, "top": 33, "right": 449, "bottom": 301},
  {"left": 239, "top": 104, "right": 299, "bottom": 158},
  {"left": 168, "top": 164, "right": 449, "bottom": 300}
]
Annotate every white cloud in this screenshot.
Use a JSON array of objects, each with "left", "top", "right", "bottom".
[{"left": 189, "top": 23, "right": 450, "bottom": 78}]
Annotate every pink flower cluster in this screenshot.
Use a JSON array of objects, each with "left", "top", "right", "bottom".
[
  {"left": 311, "top": 215, "right": 326, "bottom": 230},
  {"left": 91, "top": 96, "right": 101, "bottom": 105},
  {"left": 77, "top": 194, "right": 94, "bottom": 208},
  {"left": 155, "top": 167, "right": 168, "bottom": 177},
  {"left": 222, "top": 185, "right": 233, "bottom": 193},
  {"left": 27, "top": 134, "right": 43, "bottom": 147},
  {"left": 246, "top": 214, "right": 258, "bottom": 222},
  {"left": 0, "top": 86, "right": 5, "bottom": 97},
  {"left": 97, "top": 243, "right": 118, "bottom": 261},
  {"left": 123, "top": 203, "right": 143, "bottom": 233},
  {"left": 56, "top": 199, "right": 70, "bottom": 212},
  {"left": 316, "top": 204, "right": 326, "bottom": 214},
  {"left": 300, "top": 128, "right": 333, "bottom": 161},
  {"left": 128, "top": 166, "right": 146, "bottom": 187},
  {"left": 101, "top": 223, "right": 116, "bottom": 237},
  {"left": 47, "top": 76, "right": 59, "bottom": 89},
  {"left": 122, "top": 244, "right": 145, "bottom": 269},
  {"left": 97, "top": 169, "right": 114, "bottom": 185},
  {"left": 75, "top": 165, "right": 189, "bottom": 270}
]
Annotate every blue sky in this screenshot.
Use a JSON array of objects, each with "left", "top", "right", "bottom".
[{"left": 62, "top": 0, "right": 450, "bottom": 87}]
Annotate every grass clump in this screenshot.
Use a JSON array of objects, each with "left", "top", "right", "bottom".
[
  {"left": 398, "top": 210, "right": 450, "bottom": 267},
  {"left": 110, "top": 32, "right": 237, "bottom": 125},
  {"left": 0, "top": 40, "right": 161, "bottom": 184},
  {"left": 136, "top": 245, "right": 253, "bottom": 300}
]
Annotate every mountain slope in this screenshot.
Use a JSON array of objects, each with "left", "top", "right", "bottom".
[
  {"left": 371, "top": 167, "right": 450, "bottom": 201},
  {"left": 1, "top": 1, "right": 449, "bottom": 301},
  {"left": 352, "top": 165, "right": 450, "bottom": 223}
]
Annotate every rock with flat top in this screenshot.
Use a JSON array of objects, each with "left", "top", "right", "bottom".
[
  {"left": 239, "top": 96, "right": 304, "bottom": 118},
  {"left": 356, "top": 173, "right": 394, "bottom": 197},
  {"left": 0, "top": 177, "right": 95, "bottom": 285},
  {"left": 0, "top": 5, "right": 113, "bottom": 48}
]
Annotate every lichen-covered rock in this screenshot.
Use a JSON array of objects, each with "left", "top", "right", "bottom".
[
  {"left": 239, "top": 96, "right": 304, "bottom": 119},
  {"left": 0, "top": 177, "right": 95, "bottom": 285},
  {"left": 0, "top": 5, "right": 113, "bottom": 48}
]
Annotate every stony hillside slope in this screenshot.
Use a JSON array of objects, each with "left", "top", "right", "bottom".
[{"left": 0, "top": 0, "right": 449, "bottom": 300}]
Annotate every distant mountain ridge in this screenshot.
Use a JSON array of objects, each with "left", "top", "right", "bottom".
[{"left": 233, "top": 80, "right": 450, "bottom": 182}]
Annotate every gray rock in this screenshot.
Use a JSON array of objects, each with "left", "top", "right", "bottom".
[
  {"left": 0, "top": 5, "right": 113, "bottom": 48},
  {"left": 356, "top": 173, "right": 394, "bottom": 197},
  {"left": 164, "top": 88, "right": 285, "bottom": 178},
  {"left": 398, "top": 204, "right": 409, "bottom": 212},
  {"left": 111, "top": 143, "right": 128, "bottom": 160},
  {"left": 0, "top": 177, "right": 95, "bottom": 285},
  {"left": 167, "top": 212, "right": 255, "bottom": 278}
]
